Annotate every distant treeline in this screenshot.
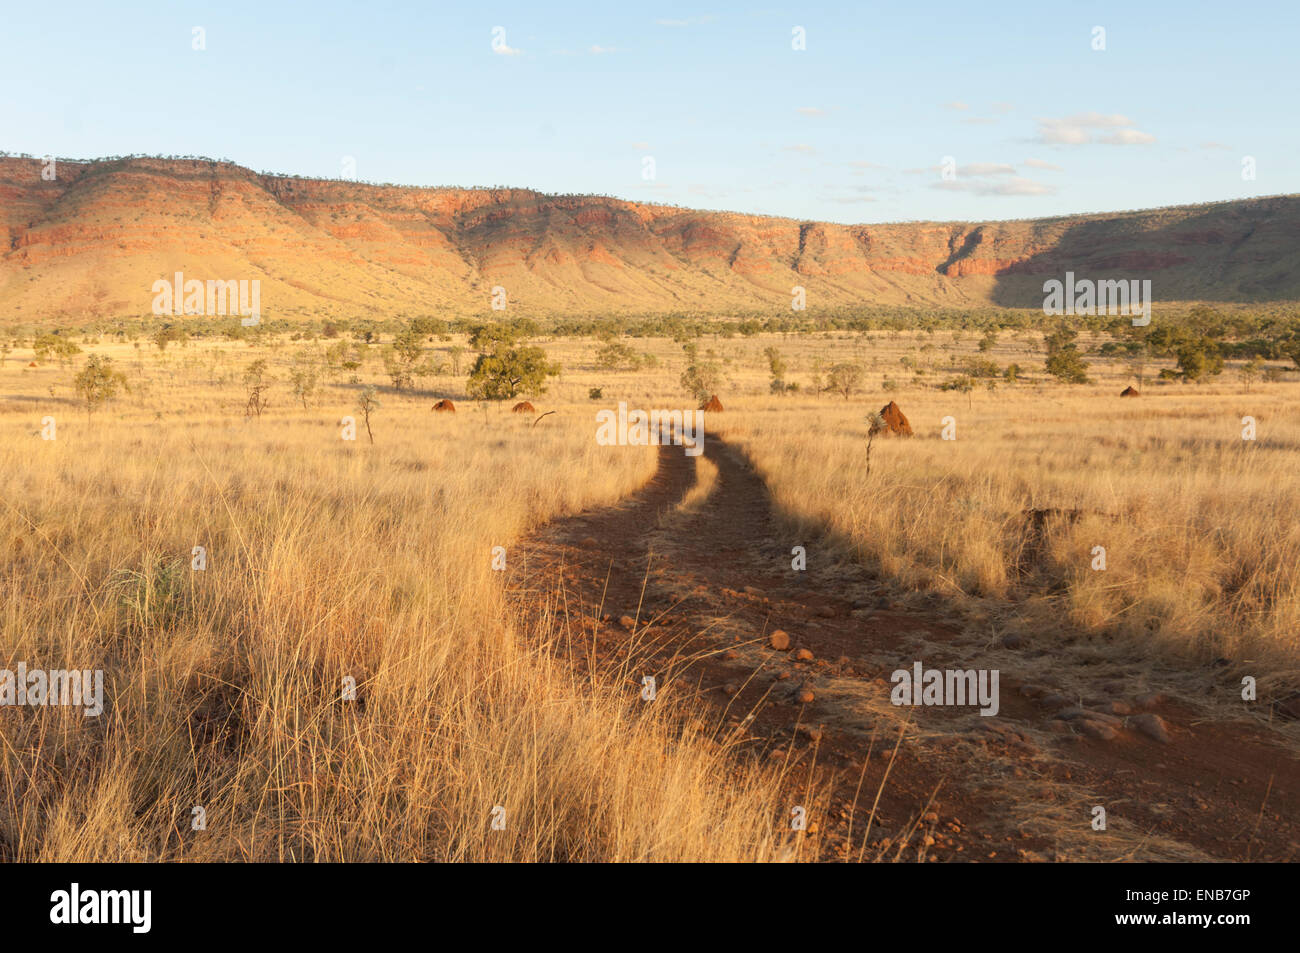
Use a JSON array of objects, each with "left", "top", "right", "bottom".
[{"left": 9, "top": 302, "right": 1300, "bottom": 355}]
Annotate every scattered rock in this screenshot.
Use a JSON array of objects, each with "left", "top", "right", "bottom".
[
  {"left": 795, "top": 687, "right": 815, "bottom": 705},
  {"left": 1135, "top": 692, "right": 1166, "bottom": 710},
  {"left": 1040, "top": 693, "right": 1071, "bottom": 709},
  {"left": 1001, "top": 635, "right": 1024, "bottom": 649},
  {"left": 769, "top": 629, "right": 791, "bottom": 651},
  {"left": 1057, "top": 707, "right": 1122, "bottom": 726},
  {"left": 1079, "top": 719, "right": 1118, "bottom": 741},
  {"left": 618, "top": 615, "right": 636, "bottom": 631},
  {"left": 794, "top": 648, "right": 814, "bottom": 662},
  {"left": 1132, "top": 713, "right": 1172, "bottom": 744}
]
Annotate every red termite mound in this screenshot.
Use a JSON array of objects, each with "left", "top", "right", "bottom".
[{"left": 873, "top": 400, "right": 913, "bottom": 436}]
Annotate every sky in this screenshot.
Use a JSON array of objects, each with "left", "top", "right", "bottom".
[{"left": 4, "top": 1, "right": 1298, "bottom": 224}]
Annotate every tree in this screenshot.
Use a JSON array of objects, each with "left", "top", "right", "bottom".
[
  {"left": 152, "top": 326, "right": 185, "bottom": 352},
  {"left": 826, "top": 363, "right": 863, "bottom": 400},
  {"left": 73, "top": 354, "right": 127, "bottom": 414},
  {"left": 764, "top": 345, "right": 788, "bottom": 393},
  {"left": 357, "top": 387, "right": 379, "bottom": 444},
  {"left": 1238, "top": 356, "right": 1264, "bottom": 393},
  {"left": 34, "top": 334, "right": 81, "bottom": 364},
  {"left": 595, "top": 341, "right": 643, "bottom": 372},
  {"left": 290, "top": 366, "right": 319, "bottom": 408},
  {"left": 1045, "top": 348, "right": 1091, "bottom": 383},
  {"left": 466, "top": 328, "right": 559, "bottom": 400},
  {"left": 680, "top": 353, "right": 723, "bottom": 403},
  {"left": 1173, "top": 337, "right": 1224, "bottom": 381},
  {"left": 243, "top": 358, "right": 270, "bottom": 418}
]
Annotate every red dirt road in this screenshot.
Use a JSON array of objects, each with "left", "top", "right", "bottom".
[{"left": 509, "top": 436, "right": 1300, "bottom": 862}]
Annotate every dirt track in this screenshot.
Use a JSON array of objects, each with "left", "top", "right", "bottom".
[{"left": 509, "top": 434, "right": 1300, "bottom": 862}]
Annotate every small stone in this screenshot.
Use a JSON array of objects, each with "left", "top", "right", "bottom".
[
  {"left": 1001, "top": 635, "right": 1023, "bottom": 649},
  {"left": 769, "top": 629, "right": 791, "bottom": 651},
  {"left": 795, "top": 687, "right": 815, "bottom": 704},
  {"left": 815, "top": 605, "right": 836, "bottom": 618},
  {"left": 1040, "top": 693, "right": 1070, "bottom": 709},
  {"left": 1079, "top": 720, "right": 1118, "bottom": 741},
  {"left": 1135, "top": 692, "right": 1166, "bottom": 710},
  {"left": 618, "top": 615, "right": 636, "bottom": 631},
  {"left": 1132, "top": 713, "right": 1172, "bottom": 744},
  {"left": 721, "top": 649, "right": 738, "bottom": 661},
  {"left": 794, "top": 648, "right": 814, "bottom": 661},
  {"left": 1056, "top": 707, "right": 1122, "bottom": 726}
]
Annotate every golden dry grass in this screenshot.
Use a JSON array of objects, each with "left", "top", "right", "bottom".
[
  {"left": 0, "top": 342, "right": 805, "bottom": 861},
  {"left": 4, "top": 324, "right": 1298, "bottom": 861}
]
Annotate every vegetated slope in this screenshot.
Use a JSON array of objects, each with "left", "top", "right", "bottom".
[{"left": 2, "top": 156, "right": 1298, "bottom": 324}]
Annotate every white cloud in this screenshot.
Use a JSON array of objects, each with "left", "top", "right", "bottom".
[
  {"left": 933, "top": 176, "right": 1055, "bottom": 196},
  {"left": 631, "top": 141, "right": 651, "bottom": 150},
  {"left": 1099, "top": 129, "right": 1156, "bottom": 145},
  {"left": 1023, "top": 158, "right": 1063, "bottom": 171},
  {"left": 1035, "top": 112, "right": 1154, "bottom": 145},
  {"left": 959, "top": 162, "right": 1017, "bottom": 177},
  {"left": 942, "top": 100, "right": 970, "bottom": 111},
  {"left": 493, "top": 43, "right": 523, "bottom": 56},
  {"left": 589, "top": 45, "right": 616, "bottom": 54},
  {"left": 796, "top": 107, "right": 826, "bottom": 117},
  {"left": 1200, "top": 141, "right": 1233, "bottom": 150},
  {"left": 782, "top": 144, "right": 817, "bottom": 155}
]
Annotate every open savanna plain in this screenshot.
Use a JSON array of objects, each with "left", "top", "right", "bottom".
[{"left": 3, "top": 324, "right": 1299, "bottom": 862}]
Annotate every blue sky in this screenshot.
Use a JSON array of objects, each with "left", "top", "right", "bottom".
[{"left": 4, "top": 1, "right": 1297, "bottom": 223}]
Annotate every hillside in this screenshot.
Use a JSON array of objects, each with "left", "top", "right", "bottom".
[{"left": 2, "top": 156, "right": 1298, "bottom": 324}]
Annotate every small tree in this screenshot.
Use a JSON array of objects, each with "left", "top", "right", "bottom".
[
  {"left": 764, "top": 345, "right": 787, "bottom": 393},
  {"left": 1045, "top": 348, "right": 1090, "bottom": 384},
  {"left": 73, "top": 354, "right": 128, "bottom": 414},
  {"left": 290, "top": 366, "right": 319, "bottom": 408},
  {"left": 357, "top": 387, "right": 379, "bottom": 444},
  {"left": 466, "top": 327, "right": 560, "bottom": 400},
  {"left": 1239, "top": 356, "right": 1264, "bottom": 393},
  {"left": 826, "top": 363, "right": 862, "bottom": 400},
  {"left": 243, "top": 358, "right": 270, "bottom": 418}
]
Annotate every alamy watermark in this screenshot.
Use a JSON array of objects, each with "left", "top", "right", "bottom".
[
  {"left": 151, "top": 272, "right": 260, "bottom": 326},
  {"left": 1043, "top": 271, "right": 1151, "bottom": 327},
  {"left": 1, "top": 663, "right": 104, "bottom": 716},
  {"left": 50, "top": 883, "right": 150, "bottom": 933},
  {"left": 890, "top": 661, "right": 999, "bottom": 716},
  {"left": 596, "top": 402, "right": 704, "bottom": 456}
]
